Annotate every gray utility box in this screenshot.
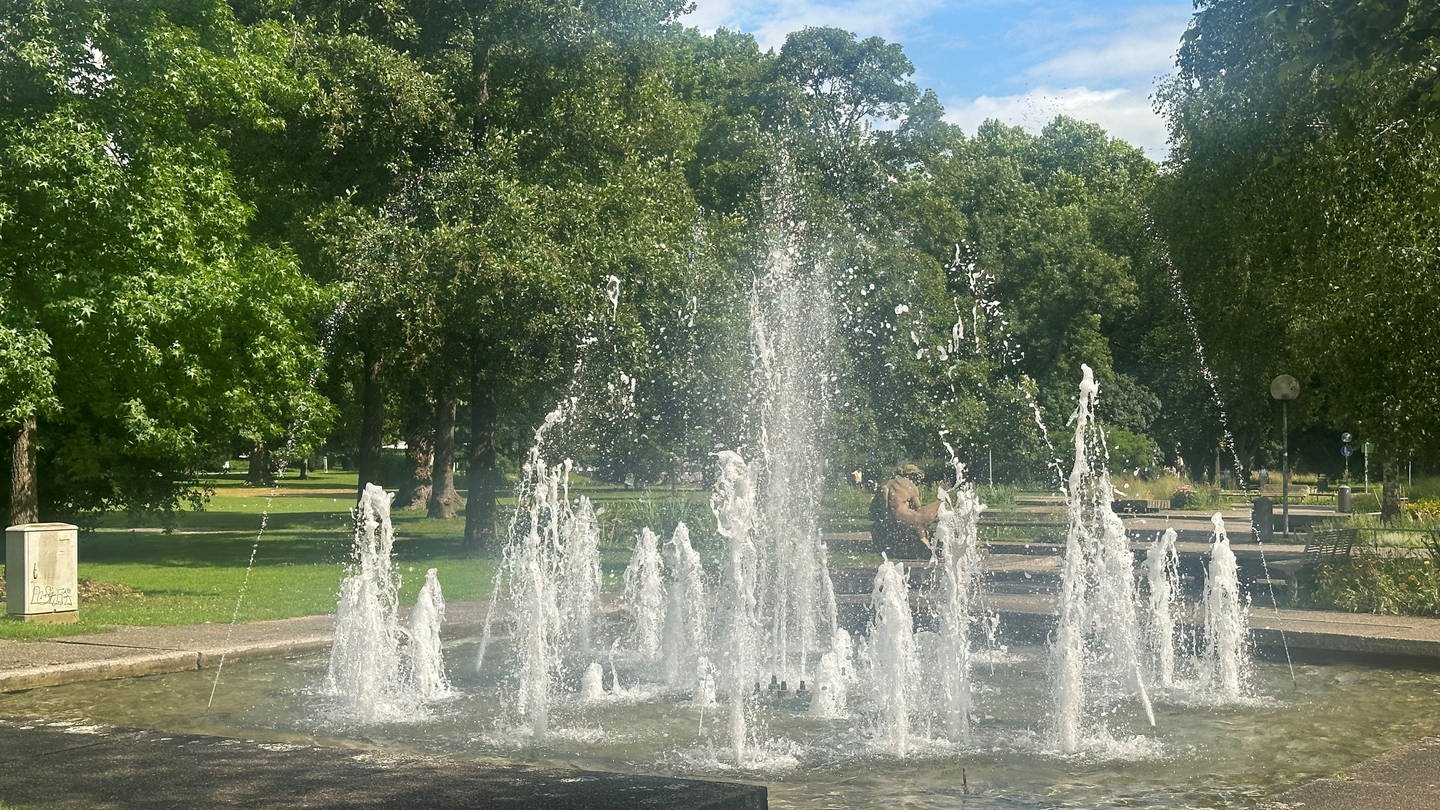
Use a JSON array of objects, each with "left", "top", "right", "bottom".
[{"left": 5, "top": 523, "right": 79, "bottom": 623}]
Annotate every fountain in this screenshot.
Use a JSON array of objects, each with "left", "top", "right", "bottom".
[
  {"left": 864, "top": 558, "right": 920, "bottom": 757},
  {"left": 710, "top": 449, "right": 762, "bottom": 764},
  {"left": 318, "top": 323, "right": 1271, "bottom": 777},
  {"left": 746, "top": 226, "right": 839, "bottom": 689},
  {"left": 406, "top": 568, "right": 453, "bottom": 702},
  {"left": 1051, "top": 365, "right": 1155, "bottom": 753},
  {"left": 1142, "top": 527, "right": 1182, "bottom": 689},
  {"left": 931, "top": 443, "right": 988, "bottom": 742},
  {"left": 61, "top": 206, "right": 1411, "bottom": 801},
  {"left": 1201, "top": 512, "right": 1251, "bottom": 699},
  {"left": 621, "top": 527, "right": 666, "bottom": 669},
  {"left": 18, "top": 350, "right": 1440, "bottom": 807},
  {"left": 660, "top": 523, "right": 708, "bottom": 690},
  {"left": 323, "top": 483, "right": 452, "bottom": 721}
]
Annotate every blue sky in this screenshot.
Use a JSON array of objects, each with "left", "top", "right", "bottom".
[{"left": 683, "top": 1, "right": 1196, "bottom": 160}]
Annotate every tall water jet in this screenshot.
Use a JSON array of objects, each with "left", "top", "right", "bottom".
[
  {"left": 1201, "top": 513, "right": 1250, "bottom": 699},
  {"left": 325, "top": 484, "right": 445, "bottom": 721},
  {"left": 407, "top": 568, "right": 453, "bottom": 701},
  {"left": 513, "top": 448, "right": 566, "bottom": 737},
  {"left": 1051, "top": 365, "right": 1154, "bottom": 753},
  {"left": 748, "top": 213, "right": 838, "bottom": 684},
  {"left": 557, "top": 495, "right": 602, "bottom": 662},
  {"left": 711, "top": 450, "right": 761, "bottom": 765},
  {"left": 661, "top": 522, "right": 707, "bottom": 689},
  {"left": 932, "top": 445, "right": 987, "bottom": 741},
  {"left": 808, "top": 627, "right": 855, "bottom": 719},
  {"left": 1143, "top": 528, "right": 1182, "bottom": 688},
  {"left": 622, "top": 527, "right": 666, "bottom": 667},
  {"left": 865, "top": 559, "right": 919, "bottom": 757}
]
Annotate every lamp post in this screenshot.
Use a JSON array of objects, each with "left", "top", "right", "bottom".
[{"left": 1270, "top": 375, "right": 1300, "bottom": 535}]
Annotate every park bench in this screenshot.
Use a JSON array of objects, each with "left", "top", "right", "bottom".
[
  {"left": 1302, "top": 527, "right": 1358, "bottom": 562},
  {"left": 1262, "top": 527, "right": 1359, "bottom": 600},
  {"left": 1111, "top": 499, "right": 1170, "bottom": 514}
]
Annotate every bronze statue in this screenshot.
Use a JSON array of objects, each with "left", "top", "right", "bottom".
[{"left": 870, "top": 463, "right": 940, "bottom": 558}]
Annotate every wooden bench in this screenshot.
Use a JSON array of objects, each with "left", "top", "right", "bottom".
[
  {"left": 1267, "top": 528, "right": 1359, "bottom": 590},
  {"left": 1111, "top": 499, "right": 1170, "bottom": 514},
  {"left": 1303, "top": 528, "right": 1358, "bottom": 562}
]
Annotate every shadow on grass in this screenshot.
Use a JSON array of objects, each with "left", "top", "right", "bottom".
[
  {"left": 94, "top": 509, "right": 354, "bottom": 533},
  {"left": 80, "top": 519, "right": 493, "bottom": 569}
]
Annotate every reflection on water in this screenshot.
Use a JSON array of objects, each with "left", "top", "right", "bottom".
[{"left": 5, "top": 644, "right": 1438, "bottom": 809}]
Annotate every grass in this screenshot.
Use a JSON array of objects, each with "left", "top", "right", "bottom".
[
  {"left": 7, "top": 466, "right": 1084, "bottom": 638},
  {"left": 0, "top": 470, "right": 747, "bottom": 641},
  {"left": 0, "top": 471, "right": 500, "bottom": 641}
]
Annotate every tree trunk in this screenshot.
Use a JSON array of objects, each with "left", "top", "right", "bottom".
[
  {"left": 357, "top": 348, "right": 385, "bottom": 490},
  {"left": 246, "top": 441, "right": 274, "bottom": 486},
  {"left": 428, "top": 393, "right": 460, "bottom": 519},
  {"left": 395, "top": 427, "right": 433, "bottom": 510},
  {"left": 1381, "top": 456, "right": 1402, "bottom": 524},
  {"left": 9, "top": 417, "right": 39, "bottom": 526},
  {"left": 463, "top": 379, "right": 501, "bottom": 550}
]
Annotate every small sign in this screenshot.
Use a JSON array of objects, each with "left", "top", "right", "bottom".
[{"left": 1341, "top": 444, "right": 1353, "bottom": 458}]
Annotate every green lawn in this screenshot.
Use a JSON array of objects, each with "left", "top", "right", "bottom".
[
  {"left": 0, "top": 470, "right": 746, "bottom": 641},
  {"left": 0, "top": 471, "right": 500, "bottom": 640}
]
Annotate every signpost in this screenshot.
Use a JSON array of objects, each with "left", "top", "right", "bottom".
[{"left": 1270, "top": 375, "right": 1300, "bottom": 536}]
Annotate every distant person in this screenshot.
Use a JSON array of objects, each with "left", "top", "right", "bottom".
[
  {"left": 850, "top": 469, "right": 864, "bottom": 489},
  {"left": 221, "top": 460, "right": 231, "bottom": 476},
  {"left": 1259, "top": 467, "right": 1269, "bottom": 487},
  {"left": 870, "top": 464, "right": 940, "bottom": 559}
]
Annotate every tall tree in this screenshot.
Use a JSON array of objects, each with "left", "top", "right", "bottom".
[
  {"left": 1157, "top": 0, "right": 1440, "bottom": 516},
  {"left": 1, "top": 0, "right": 330, "bottom": 524}
]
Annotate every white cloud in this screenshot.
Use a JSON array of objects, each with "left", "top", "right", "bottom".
[
  {"left": 944, "top": 85, "right": 1169, "bottom": 160},
  {"left": 685, "top": 0, "right": 940, "bottom": 52},
  {"left": 942, "top": 5, "right": 1189, "bottom": 160},
  {"left": 683, "top": 2, "right": 1187, "bottom": 158},
  {"left": 1020, "top": 6, "right": 1190, "bottom": 86}
]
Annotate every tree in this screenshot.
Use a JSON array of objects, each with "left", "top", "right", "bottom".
[
  {"left": 1157, "top": 0, "right": 1440, "bottom": 518},
  {"left": 0, "top": 0, "right": 331, "bottom": 524},
  {"left": 883, "top": 115, "right": 1166, "bottom": 480}
]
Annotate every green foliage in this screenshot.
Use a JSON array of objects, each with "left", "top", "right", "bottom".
[
  {"left": 821, "top": 484, "right": 876, "bottom": 533},
  {"left": 1404, "top": 497, "right": 1440, "bottom": 522},
  {"left": 2, "top": 0, "right": 1194, "bottom": 526},
  {"left": 0, "top": 0, "right": 331, "bottom": 520},
  {"left": 1105, "top": 427, "right": 1160, "bottom": 476},
  {"left": 1307, "top": 555, "right": 1440, "bottom": 617},
  {"left": 0, "top": 321, "right": 57, "bottom": 423},
  {"left": 1157, "top": 0, "right": 1440, "bottom": 494},
  {"left": 1169, "top": 482, "right": 1225, "bottom": 511},
  {"left": 1349, "top": 491, "right": 1382, "bottom": 514},
  {"left": 593, "top": 492, "right": 716, "bottom": 551}
]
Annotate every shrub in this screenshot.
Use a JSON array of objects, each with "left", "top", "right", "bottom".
[
  {"left": 1404, "top": 497, "right": 1440, "bottom": 522},
  {"left": 1171, "top": 483, "right": 1225, "bottom": 510},
  {"left": 1104, "top": 427, "right": 1159, "bottom": 477},
  {"left": 597, "top": 495, "right": 715, "bottom": 550},
  {"left": 1113, "top": 472, "right": 1183, "bottom": 502},
  {"left": 1348, "top": 491, "right": 1382, "bottom": 513},
  {"left": 1308, "top": 555, "right": 1440, "bottom": 616}
]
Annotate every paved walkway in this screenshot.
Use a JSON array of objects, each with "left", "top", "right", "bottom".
[
  {"left": 0, "top": 603, "right": 766, "bottom": 809},
  {"left": 4, "top": 527, "right": 1440, "bottom": 808},
  {"left": 0, "top": 717, "right": 766, "bottom": 809},
  {"left": 1265, "top": 735, "right": 1440, "bottom": 810}
]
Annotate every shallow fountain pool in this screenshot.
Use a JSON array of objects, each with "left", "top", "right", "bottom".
[{"left": 5, "top": 642, "right": 1437, "bottom": 809}]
